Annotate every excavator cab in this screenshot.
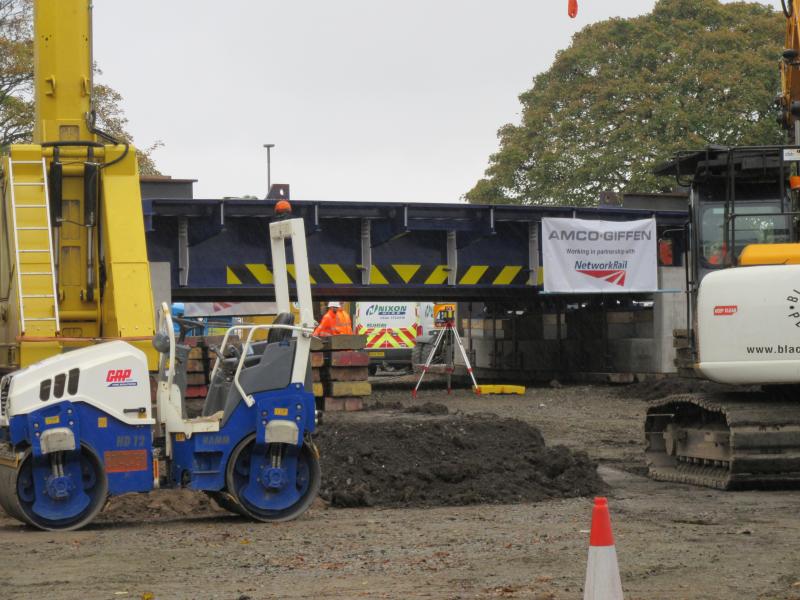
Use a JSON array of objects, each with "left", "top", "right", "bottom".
[{"left": 656, "top": 145, "right": 798, "bottom": 285}]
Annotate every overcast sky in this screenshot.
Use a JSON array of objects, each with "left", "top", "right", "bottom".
[{"left": 92, "top": 0, "right": 782, "bottom": 203}]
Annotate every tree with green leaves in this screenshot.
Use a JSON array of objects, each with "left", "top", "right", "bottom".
[
  {"left": 0, "top": 0, "right": 160, "bottom": 174},
  {"left": 467, "top": 0, "right": 784, "bottom": 206},
  {"left": 0, "top": 0, "right": 32, "bottom": 148}
]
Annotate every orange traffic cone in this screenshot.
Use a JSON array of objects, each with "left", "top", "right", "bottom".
[{"left": 584, "top": 497, "right": 623, "bottom": 600}]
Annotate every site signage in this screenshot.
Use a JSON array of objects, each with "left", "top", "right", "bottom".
[{"left": 542, "top": 218, "right": 657, "bottom": 293}]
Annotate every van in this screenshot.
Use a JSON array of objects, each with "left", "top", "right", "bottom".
[{"left": 355, "top": 302, "right": 434, "bottom": 374}]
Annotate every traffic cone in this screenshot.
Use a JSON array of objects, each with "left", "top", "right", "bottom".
[{"left": 584, "top": 497, "right": 623, "bottom": 600}]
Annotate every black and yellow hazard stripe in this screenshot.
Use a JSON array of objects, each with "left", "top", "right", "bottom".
[{"left": 227, "top": 264, "right": 530, "bottom": 286}]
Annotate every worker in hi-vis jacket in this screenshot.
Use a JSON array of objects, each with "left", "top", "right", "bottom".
[{"left": 313, "top": 301, "right": 353, "bottom": 336}]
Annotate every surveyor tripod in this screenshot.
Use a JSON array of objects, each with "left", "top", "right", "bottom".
[{"left": 412, "top": 322, "right": 479, "bottom": 398}]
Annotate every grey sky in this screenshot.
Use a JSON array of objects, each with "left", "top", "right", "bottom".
[{"left": 92, "top": 0, "right": 783, "bottom": 203}]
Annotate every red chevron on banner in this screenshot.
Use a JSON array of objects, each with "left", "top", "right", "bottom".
[{"left": 577, "top": 269, "right": 627, "bottom": 287}]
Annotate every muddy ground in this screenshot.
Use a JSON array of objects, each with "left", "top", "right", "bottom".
[{"left": 2, "top": 378, "right": 800, "bottom": 599}]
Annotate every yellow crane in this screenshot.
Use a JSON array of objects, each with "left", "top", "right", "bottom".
[{"left": 0, "top": 0, "right": 156, "bottom": 370}]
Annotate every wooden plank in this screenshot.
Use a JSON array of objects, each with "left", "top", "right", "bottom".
[
  {"left": 328, "top": 350, "right": 369, "bottom": 367},
  {"left": 312, "top": 382, "right": 324, "bottom": 398},
  {"left": 185, "top": 385, "right": 208, "bottom": 398},
  {"left": 187, "top": 358, "right": 206, "bottom": 371},
  {"left": 187, "top": 373, "right": 207, "bottom": 386},
  {"left": 673, "top": 357, "right": 695, "bottom": 368},
  {"left": 673, "top": 337, "right": 691, "bottom": 349},
  {"left": 326, "top": 335, "right": 367, "bottom": 350},
  {"left": 321, "top": 366, "right": 369, "bottom": 382},
  {"left": 312, "top": 335, "right": 367, "bottom": 351},
  {"left": 324, "top": 380, "right": 372, "bottom": 397},
  {"left": 310, "top": 352, "right": 325, "bottom": 367},
  {"left": 312, "top": 368, "right": 321, "bottom": 383},
  {"left": 677, "top": 367, "right": 699, "bottom": 379},
  {"left": 673, "top": 328, "right": 689, "bottom": 339}
]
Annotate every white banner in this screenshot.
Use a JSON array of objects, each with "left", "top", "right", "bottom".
[
  {"left": 542, "top": 218, "right": 657, "bottom": 293},
  {"left": 183, "top": 302, "right": 278, "bottom": 317}
]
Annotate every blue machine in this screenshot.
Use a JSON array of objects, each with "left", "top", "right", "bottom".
[{"left": 0, "top": 217, "right": 321, "bottom": 531}]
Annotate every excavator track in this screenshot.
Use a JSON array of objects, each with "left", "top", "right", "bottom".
[{"left": 645, "top": 392, "right": 800, "bottom": 489}]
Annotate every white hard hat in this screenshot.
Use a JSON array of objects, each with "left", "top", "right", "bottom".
[{"left": 328, "top": 301, "right": 341, "bottom": 309}]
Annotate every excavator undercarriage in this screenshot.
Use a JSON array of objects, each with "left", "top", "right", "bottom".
[{"left": 646, "top": 392, "right": 800, "bottom": 489}]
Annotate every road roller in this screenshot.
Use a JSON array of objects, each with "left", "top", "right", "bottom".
[{"left": 0, "top": 217, "right": 321, "bottom": 530}]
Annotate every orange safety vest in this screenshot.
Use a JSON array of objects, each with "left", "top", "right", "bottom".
[
  {"left": 313, "top": 310, "right": 338, "bottom": 337},
  {"left": 335, "top": 310, "right": 353, "bottom": 335}
]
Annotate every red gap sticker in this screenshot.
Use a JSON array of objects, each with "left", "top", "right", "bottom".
[{"left": 714, "top": 305, "right": 738, "bottom": 316}]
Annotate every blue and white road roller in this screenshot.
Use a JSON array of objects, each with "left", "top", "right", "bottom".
[{"left": 0, "top": 217, "right": 321, "bottom": 530}]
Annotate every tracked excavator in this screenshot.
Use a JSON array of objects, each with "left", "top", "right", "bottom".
[{"left": 643, "top": 1, "right": 800, "bottom": 489}]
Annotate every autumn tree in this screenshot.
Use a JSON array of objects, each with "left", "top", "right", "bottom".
[
  {"left": 0, "top": 0, "right": 32, "bottom": 148},
  {"left": 467, "top": 0, "right": 784, "bottom": 206},
  {"left": 0, "top": 0, "right": 160, "bottom": 174}
]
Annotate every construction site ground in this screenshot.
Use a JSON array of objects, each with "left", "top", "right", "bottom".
[{"left": 2, "top": 377, "right": 800, "bottom": 600}]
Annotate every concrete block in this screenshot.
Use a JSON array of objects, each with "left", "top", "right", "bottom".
[
  {"left": 609, "top": 338, "right": 657, "bottom": 373},
  {"left": 467, "top": 328, "right": 510, "bottom": 339},
  {"left": 635, "top": 320, "right": 654, "bottom": 338},
  {"left": 543, "top": 324, "right": 567, "bottom": 340},
  {"left": 606, "top": 311, "right": 636, "bottom": 324},
  {"left": 607, "top": 323, "right": 636, "bottom": 339},
  {"left": 653, "top": 267, "right": 689, "bottom": 374}
]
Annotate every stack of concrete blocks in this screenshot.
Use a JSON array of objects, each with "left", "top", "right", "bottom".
[
  {"left": 455, "top": 266, "right": 687, "bottom": 379},
  {"left": 311, "top": 335, "right": 371, "bottom": 411}
]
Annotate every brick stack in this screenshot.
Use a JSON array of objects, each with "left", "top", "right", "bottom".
[{"left": 311, "top": 335, "right": 371, "bottom": 411}]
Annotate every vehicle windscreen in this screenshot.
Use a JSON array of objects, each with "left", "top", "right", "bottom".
[{"left": 700, "top": 201, "right": 790, "bottom": 265}]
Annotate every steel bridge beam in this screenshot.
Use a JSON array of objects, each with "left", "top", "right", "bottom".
[{"left": 145, "top": 199, "right": 687, "bottom": 302}]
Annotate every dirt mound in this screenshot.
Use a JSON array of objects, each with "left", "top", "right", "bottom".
[
  {"left": 99, "top": 489, "right": 224, "bottom": 523},
  {"left": 315, "top": 413, "right": 604, "bottom": 508},
  {"left": 403, "top": 402, "right": 449, "bottom": 415},
  {"left": 364, "top": 401, "right": 450, "bottom": 415},
  {"left": 364, "top": 401, "right": 405, "bottom": 411}
]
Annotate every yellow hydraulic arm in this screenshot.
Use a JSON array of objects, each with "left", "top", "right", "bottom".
[{"left": 0, "top": 0, "right": 156, "bottom": 369}]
